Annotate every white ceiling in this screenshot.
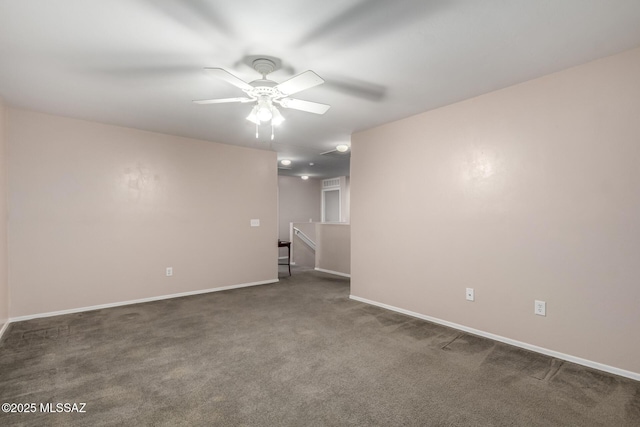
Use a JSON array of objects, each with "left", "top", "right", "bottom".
[{"left": 2, "top": 1, "right": 640, "bottom": 178}]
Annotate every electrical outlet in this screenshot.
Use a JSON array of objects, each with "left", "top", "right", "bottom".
[
  {"left": 466, "top": 288, "right": 474, "bottom": 301},
  {"left": 166, "top": 267, "right": 173, "bottom": 277},
  {"left": 535, "top": 300, "right": 546, "bottom": 316},
  {"left": 250, "top": 219, "right": 260, "bottom": 227}
]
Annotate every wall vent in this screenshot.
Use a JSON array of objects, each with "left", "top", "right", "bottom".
[{"left": 323, "top": 178, "right": 340, "bottom": 188}]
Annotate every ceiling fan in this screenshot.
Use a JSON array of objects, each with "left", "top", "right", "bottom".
[{"left": 194, "top": 57, "right": 330, "bottom": 140}]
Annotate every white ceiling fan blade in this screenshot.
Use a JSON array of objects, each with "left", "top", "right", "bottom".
[
  {"left": 193, "top": 97, "right": 253, "bottom": 104},
  {"left": 275, "top": 70, "right": 325, "bottom": 96},
  {"left": 277, "top": 98, "right": 330, "bottom": 114},
  {"left": 204, "top": 68, "right": 253, "bottom": 91}
]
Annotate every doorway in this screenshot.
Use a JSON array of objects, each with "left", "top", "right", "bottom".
[{"left": 322, "top": 188, "right": 340, "bottom": 222}]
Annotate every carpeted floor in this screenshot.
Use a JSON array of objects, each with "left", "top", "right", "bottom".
[{"left": 1, "top": 267, "right": 638, "bottom": 426}]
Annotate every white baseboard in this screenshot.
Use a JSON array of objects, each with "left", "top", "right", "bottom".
[
  {"left": 0, "top": 320, "right": 10, "bottom": 341},
  {"left": 349, "top": 294, "right": 640, "bottom": 382},
  {"left": 10, "top": 279, "right": 279, "bottom": 323},
  {"left": 315, "top": 267, "right": 351, "bottom": 278}
]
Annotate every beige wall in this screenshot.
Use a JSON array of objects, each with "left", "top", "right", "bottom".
[
  {"left": 0, "top": 98, "right": 8, "bottom": 331},
  {"left": 278, "top": 175, "right": 321, "bottom": 242},
  {"left": 316, "top": 224, "right": 350, "bottom": 276},
  {"left": 343, "top": 176, "right": 350, "bottom": 224},
  {"left": 352, "top": 47, "right": 640, "bottom": 375},
  {"left": 8, "top": 109, "right": 277, "bottom": 318}
]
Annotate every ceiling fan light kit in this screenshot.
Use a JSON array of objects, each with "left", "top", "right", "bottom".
[
  {"left": 271, "top": 107, "right": 285, "bottom": 126},
  {"left": 194, "top": 56, "right": 330, "bottom": 141}
]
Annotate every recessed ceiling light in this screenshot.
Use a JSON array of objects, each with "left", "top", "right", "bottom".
[
  {"left": 280, "top": 159, "right": 291, "bottom": 166},
  {"left": 336, "top": 144, "right": 350, "bottom": 152},
  {"left": 301, "top": 175, "right": 309, "bottom": 180},
  {"left": 309, "top": 162, "right": 314, "bottom": 166}
]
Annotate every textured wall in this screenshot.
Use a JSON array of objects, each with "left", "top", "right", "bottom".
[
  {"left": 0, "top": 98, "right": 8, "bottom": 331},
  {"left": 351, "top": 47, "right": 640, "bottom": 374},
  {"left": 316, "top": 224, "right": 350, "bottom": 275},
  {"left": 8, "top": 109, "right": 277, "bottom": 318},
  {"left": 278, "top": 175, "right": 321, "bottom": 242}
]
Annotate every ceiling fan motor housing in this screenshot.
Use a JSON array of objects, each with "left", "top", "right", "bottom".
[{"left": 248, "top": 80, "right": 279, "bottom": 98}]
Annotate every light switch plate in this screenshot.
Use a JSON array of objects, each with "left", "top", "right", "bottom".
[{"left": 250, "top": 219, "right": 260, "bottom": 227}]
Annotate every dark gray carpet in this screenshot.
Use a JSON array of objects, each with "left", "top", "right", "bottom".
[{"left": 1, "top": 268, "right": 638, "bottom": 426}]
